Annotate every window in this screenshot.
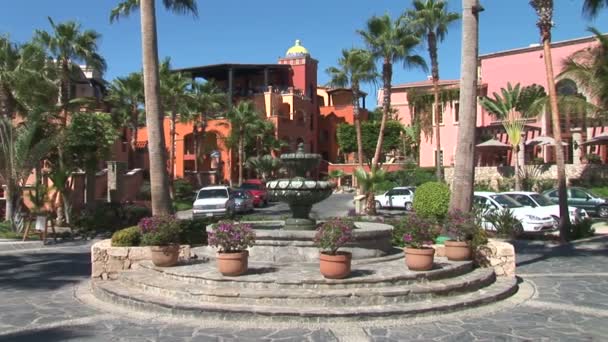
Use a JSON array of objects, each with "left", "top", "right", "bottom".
[
  {"left": 509, "top": 194, "right": 535, "bottom": 207},
  {"left": 434, "top": 150, "right": 444, "bottom": 167},
  {"left": 570, "top": 188, "right": 589, "bottom": 199},
  {"left": 432, "top": 104, "right": 444, "bottom": 125},
  {"left": 454, "top": 103, "right": 460, "bottom": 124}
]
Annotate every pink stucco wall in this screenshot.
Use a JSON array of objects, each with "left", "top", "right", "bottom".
[{"left": 383, "top": 36, "right": 603, "bottom": 168}]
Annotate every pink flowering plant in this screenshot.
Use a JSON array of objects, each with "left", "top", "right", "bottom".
[
  {"left": 398, "top": 213, "right": 440, "bottom": 249},
  {"left": 138, "top": 216, "right": 180, "bottom": 246},
  {"left": 314, "top": 219, "right": 354, "bottom": 255},
  {"left": 444, "top": 209, "right": 478, "bottom": 242},
  {"left": 208, "top": 220, "right": 256, "bottom": 253}
]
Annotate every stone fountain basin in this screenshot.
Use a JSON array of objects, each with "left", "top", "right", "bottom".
[{"left": 196, "top": 221, "right": 396, "bottom": 264}]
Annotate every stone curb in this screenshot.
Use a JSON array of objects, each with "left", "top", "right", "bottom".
[{"left": 0, "top": 240, "right": 44, "bottom": 252}]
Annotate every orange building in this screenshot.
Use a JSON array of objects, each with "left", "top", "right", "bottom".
[{"left": 136, "top": 40, "right": 367, "bottom": 186}]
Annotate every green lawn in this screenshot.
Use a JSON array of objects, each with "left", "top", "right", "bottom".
[
  {"left": 0, "top": 221, "right": 31, "bottom": 240},
  {"left": 590, "top": 186, "right": 608, "bottom": 198}
]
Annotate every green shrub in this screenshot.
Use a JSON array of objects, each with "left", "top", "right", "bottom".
[
  {"left": 72, "top": 203, "right": 151, "bottom": 238},
  {"left": 474, "top": 180, "right": 493, "bottom": 192},
  {"left": 111, "top": 226, "right": 141, "bottom": 247},
  {"left": 178, "top": 218, "right": 215, "bottom": 246},
  {"left": 137, "top": 181, "right": 151, "bottom": 200},
  {"left": 534, "top": 179, "right": 556, "bottom": 193},
  {"left": 174, "top": 178, "right": 195, "bottom": 202},
  {"left": 568, "top": 218, "right": 595, "bottom": 240},
  {"left": 412, "top": 181, "right": 450, "bottom": 221},
  {"left": 375, "top": 180, "right": 398, "bottom": 194},
  {"left": 392, "top": 214, "right": 439, "bottom": 248},
  {"left": 496, "top": 177, "right": 514, "bottom": 192},
  {"left": 387, "top": 167, "right": 436, "bottom": 187},
  {"left": 484, "top": 208, "right": 522, "bottom": 238}
]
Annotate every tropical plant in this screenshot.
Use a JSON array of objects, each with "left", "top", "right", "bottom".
[
  {"left": 405, "top": 0, "right": 460, "bottom": 181},
  {"left": 397, "top": 213, "right": 440, "bottom": 249},
  {"left": 314, "top": 219, "right": 354, "bottom": 255},
  {"left": 0, "top": 110, "right": 52, "bottom": 230},
  {"left": 444, "top": 209, "right": 479, "bottom": 241},
  {"left": 484, "top": 208, "right": 522, "bottom": 239},
  {"left": 245, "top": 155, "right": 281, "bottom": 181},
  {"left": 111, "top": 226, "right": 141, "bottom": 247},
  {"left": 412, "top": 181, "right": 450, "bottom": 221},
  {"left": 224, "top": 101, "right": 262, "bottom": 186},
  {"left": 530, "top": 0, "right": 570, "bottom": 242},
  {"left": 336, "top": 120, "right": 404, "bottom": 164},
  {"left": 480, "top": 83, "right": 546, "bottom": 190},
  {"left": 139, "top": 215, "right": 181, "bottom": 246},
  {"left": 583, "top": 0, "right": 608, "bottom": 18},
  {"left": 110, "top": 0, "right": 199, "bottom": 216},
  {"left": 354, "top": 167, "right": 386, "bottom": 215},
  {"left": 106, "top": 72, "right": 144, "bottom": 168},
  {"left": 326, "top": 48, "right": 378, "bottom": 168},
  {"left": 328, "top": 169, "right": 345, "bottom": 184},
  {"left": 208, "top": 220, "right": 256, "bottom": 253},
  {"left": 358, "top": 13, "right": 426, "bottom": 172}
]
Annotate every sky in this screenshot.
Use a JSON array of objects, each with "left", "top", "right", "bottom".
[{"left": 1, "top": 0, "right": 607, "bottom": 108}]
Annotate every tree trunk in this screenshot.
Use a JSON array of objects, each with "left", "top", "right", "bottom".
[
  {"left": 129, "top": 106, "right": 139, "bottom": 169},
  {"left": 169, "top": 106, "right": 177, "bottom": 198},
  {"left": 372, "top": 60, "right": 392, "bottom": 170},
  {"left": 514, "top": 145, "right": 521, "bottom": 191},
  {"left": 140, "top": 0, "right": 173, "bottom": 215},
  {"left": 352, "top": 84, "right": 364, "bottom": 169},
  {"left": 193, "top": 123, "right": 201, "bottom": 187},
  {"left": 541, "top": 28, "right": 570, "bottom": 242},
  {"left": 238, "top": 133, "right": 244, "bottom": 186},
  {"left": 85, "top": 162, "right": 97, "bottom": 210},
  {"left": 450, "top": 0, "right": 480, "bottom": 213},
  {"left": 4, "top": 183, "right": 14, "bottom": 226},
  {"left": 0, "top": 83, "right": 16, "bottom": 118},
  {"left": 429, "top": 33, "right": 443, "bottom": 181}
]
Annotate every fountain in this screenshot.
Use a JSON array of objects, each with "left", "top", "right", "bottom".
[{"left": 265, "top": 143, "right": 333, "bottom": 230}]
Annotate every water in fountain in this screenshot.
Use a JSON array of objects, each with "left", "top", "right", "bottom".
[{"left": 266, "top": 143, "right": 333, "bottom": 230}]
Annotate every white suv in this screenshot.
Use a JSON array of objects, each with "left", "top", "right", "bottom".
[
  {"left": 474, "top": 192, "right": 557, "bottom": 233},
  {"left": 502, "top": 191, "right": 587, "bottom": 223},
  {"left": 375, "top": 187, "right": 415, "bottom": 211},
  {"left": 193, "top": 186, "right": 235, "bottom": 218}
]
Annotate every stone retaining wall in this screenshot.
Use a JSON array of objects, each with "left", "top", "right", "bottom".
[
  {"left": 91, "top": 239, "right": 192, "bottom": 280},
  {"left": 432, "top": 239, "right": 515, "bottom": 277}
]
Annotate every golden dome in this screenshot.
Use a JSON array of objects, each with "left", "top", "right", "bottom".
[{"left": 285, "top": 40, "right": 310, "bottom": 57}]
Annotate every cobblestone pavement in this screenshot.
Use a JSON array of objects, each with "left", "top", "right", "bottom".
[{"left": 1, "top": 234, "right": 607, "bottom": 341}]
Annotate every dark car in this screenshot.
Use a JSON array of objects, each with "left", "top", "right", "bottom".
[
  {"left": 543, "top": 187, "right": 608, "bottom": 218},
  {"left": 239, "top": 179, "right": 268, "bottom": 207}
]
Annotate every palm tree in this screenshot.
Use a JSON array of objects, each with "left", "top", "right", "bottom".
[
  {"left": 450, "top": 0, "right": 481, "bottom": 213},
  {"left": 358, "top": 14, "right": 427, "bottom": 171},
  {"left": 34, "top": 18, "right": 106, "bottom": 123},
  {"left": 0, "top": 110, "right": 51, "bottom": 229},
  {"left": 406, "top": 0, "right": 460, "bottom": 181},
  {"left": 354, "top": 166, "right": 386, "bottom": 215},
  {"left": 530, "top": 0, "right": 570, "bottom": 242},
  {"left": 583, "top": 0, "right": 608, "bottom": 18},
  {"left": 480, "top": 83, "right": 546, "bottom": 190},
  {"left": 106, "top": 72, "right": 144, "bottom": 169},
  {"left": 225, "top": 101, "right": 261, "bottom": 186},
  {"left": 160, "top": 58, "right": 191, "bottom": 192},
  {"left": 246, "top": 155, "right": 282, "bottom": 182},
  {"left": 326, "top": 49, "right": 377, "bottom": 169},
  {"left": 110, "top": 0, "right": 198, "bottom": 216}
]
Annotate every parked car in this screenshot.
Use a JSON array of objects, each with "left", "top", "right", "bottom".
[
  {"left": 192, "top": 186, "right": 235, "bottom": 218},
  {"left": 543, "top": 187, "right": 608, "bottom": 218},
  {"left": 240, "top": 179, "right": 268, "bottom": 207},
  {"left": 232, "top": 189, "right": 254, "bottom": 214},
  {"left": 502, "top": 191, "right": 588, "bottom": 223},
  {"left": 375, "top": 187, "right": 415, "bottom": 211},
  {"left": 474, "top": 192, "right": 557, "bottom": 233}
]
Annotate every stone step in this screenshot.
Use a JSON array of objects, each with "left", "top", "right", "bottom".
[
  {"left": 118, "top": 267, "right": 496, "bottom": 306},
  {"left": 91, "top": 276, "right": 518, "bottom": 322},
  {"left": 135, "top": 257, "right": 474, "bottom": 290}
]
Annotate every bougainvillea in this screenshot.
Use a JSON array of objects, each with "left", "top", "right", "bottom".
[
  {"left": 208, "top": 221, "right": 256, "bottom": 253},
  {"left": 314, "top": 219, "right": 354, "bottom": 255}
]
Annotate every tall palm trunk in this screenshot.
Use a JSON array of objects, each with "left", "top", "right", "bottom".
[
  {"left": 140, "top": 0, "right": 172, "bottom": 215},
  {"left": 129, "top": 106, "right": 139, "bottom": 169},
  {"left": 352, "top": 83, "right": 364, "bottom": 168},
  {"left": 514, "top": 145, "right": 521, "bottom": 190},
  {"left": 169, "top": 103, "right": 177, "bottom": 198},
  {"left": 541, "top": 28, "right": 570, "bottom": 241},
  {"left": 0, "top": 84, "right": 16, "bottom": 118},
  {"left": 238, "top": 132, "right": 244, "bottom": 186},
  {"left": 450, "top": 0, "right": 480, "bottom": 212},
  {"left": 429, "top": 33, "right": 443, "bottom": 181}
]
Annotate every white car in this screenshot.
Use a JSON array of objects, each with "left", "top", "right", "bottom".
[
  {"left": 375, "top": 187, "right": 415, "bottom": 211},
  {"left": 474, "top": 192, "right": 557, "bottom": 233},
  {"left": 193, "top": 186, "right": 235, "bottom": 218},
  {"left": 502, "top": 191, "right": 588, "bottom": 223}
]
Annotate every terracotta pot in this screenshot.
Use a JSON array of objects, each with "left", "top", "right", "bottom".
[
  {"left": 445, "top": 240, "right": 472, "bottom": 261},
  {"left": 150, "top": 244, "right": 179, "bottom": 267},
  {"left": 216, "top": 251, "right": 249, "bottom": 276},
  {"left": 319, "top": 251, "right": 352, "bottom": 279},
  {"left": 404, "top": 247, "right": 435, "bottom": 271}
]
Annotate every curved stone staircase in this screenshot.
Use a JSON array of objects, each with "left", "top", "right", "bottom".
[{"left": 91, "top": 255, "right": 518, "bottom": 322}]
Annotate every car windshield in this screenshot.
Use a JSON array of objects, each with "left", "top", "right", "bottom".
[
  {"left": 491, "top": 195, "right": 523, "bottom": 208},
  {"left": 197, "top": 189, "right": 228, "bottom": 199},
  {"left": 240, "top": 183, "right": 261, "bottom": 190},
  {"left": 233, "top": 191, "right": 249, "bottom": 199},
  {"left": 530, "top": 194, "right": 555, "bottom": 206}
]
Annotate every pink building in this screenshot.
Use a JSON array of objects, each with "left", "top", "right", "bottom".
[{"left": 384, "top": 35, "right": 606, "bottom": 168}]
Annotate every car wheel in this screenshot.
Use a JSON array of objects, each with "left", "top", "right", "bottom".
[
  {"left": 405, "top": 202, "right": 413, "bottom": 211},
  {"left": 598, "top": 206, "right": 608, "bottom": 218},
  {"left": 514, "top": 223, "right": 524, "bottom": 237},
  {"left": 375, "top": 201, "right": 383, "bottom": 209}
]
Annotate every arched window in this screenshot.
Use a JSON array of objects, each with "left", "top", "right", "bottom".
[{"left": 556, "top": 79, "right": 578, "bottom": 96}]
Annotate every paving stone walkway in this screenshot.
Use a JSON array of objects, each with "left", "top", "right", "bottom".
[{"left": 1, "top": 234, "right": 607, "bottom": 341}]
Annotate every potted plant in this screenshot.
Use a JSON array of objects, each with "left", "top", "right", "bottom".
[
  {"left": 444, "top": 210, "right": 478, "bottom": 261},
  {"left": 399, "top": 214, "right": 439, "bottom": 271},
  {"left": 139, "top": 216, "right": 181, "bottom": 267},
  {"left": 208, "top": 220, "right": 255, "bottom": 276},
  {"left": 314, "top": 219, "right": 354, "bottom": 279}
]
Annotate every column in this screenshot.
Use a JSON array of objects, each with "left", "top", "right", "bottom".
[
  {"left": 571, "top": 127, "right": 583, "bottom": 165},
  {"left": 227, "top": 67, "right": 234, "bottom": 107},
  {"left": 107, "top": 161, "right": 126, "bottom": 203}
]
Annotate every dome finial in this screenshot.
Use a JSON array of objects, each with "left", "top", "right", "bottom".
[{"left": 286, "top": 39, "right": 310, "bottom": 57}]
